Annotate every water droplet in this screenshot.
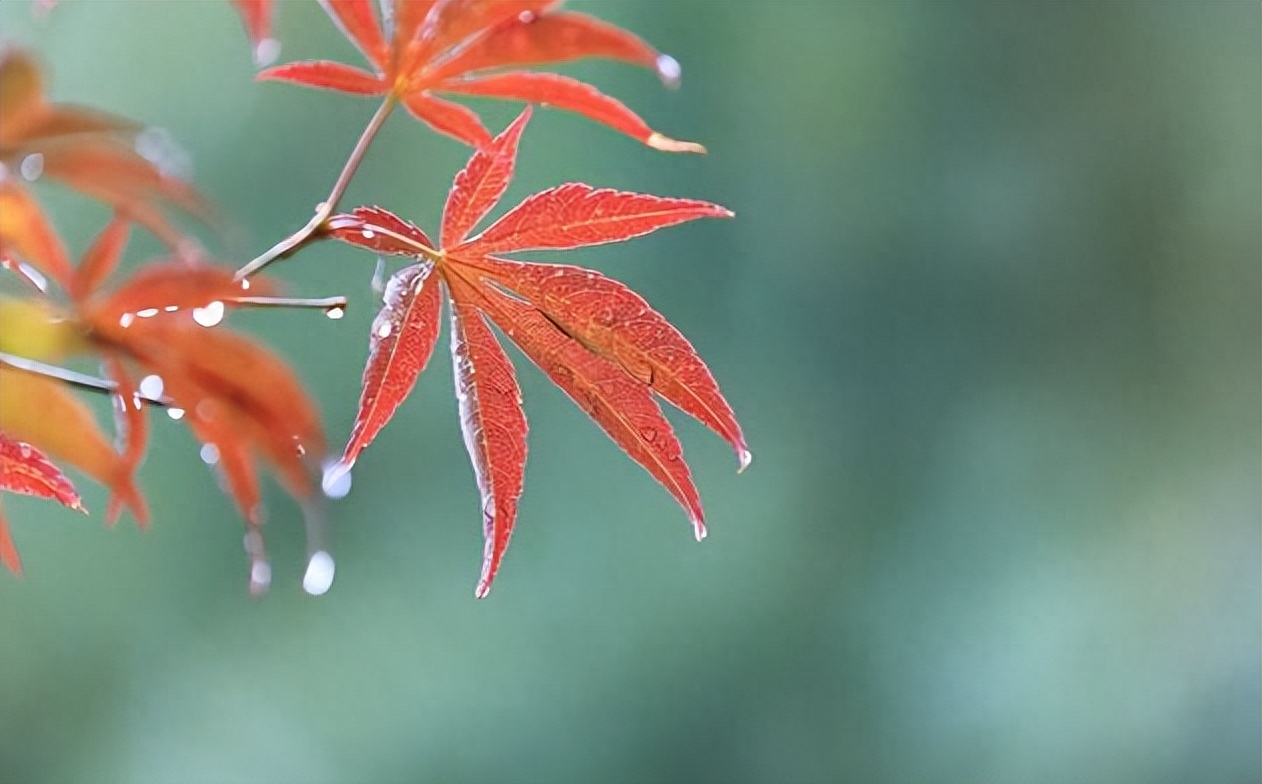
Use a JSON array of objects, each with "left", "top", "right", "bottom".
[
  {"left": 324, "top": 305, "right": 345, "bottom": 320},
  {"left": 302, "top": 550, "right": 336, "bottom": 596},
  {"left": 192, "top": 300, "right": 225, "bottom": 327},
  {"left": 737, "top": 448, "right": 753, "bottom": 473},
  {"left": 166, "top": 407, "right": 185, "bottom": 420},
  {"left": 377, "top": 321, "right": 393, "bottom": 339},
  {"left": 135, "top": 127, "right": 192, "bottom": 180},
  {"left": 361, "top": 228, "right": 376, "bottom": 240},
  {"left": 164, "top": 305, "right": 179, "bottom": 312},
  {"left": 18, "top": 442, "right": 32, "bottom": 458},
  {"left": 640, "top": 427, "right": 657, "bottom": 443},
  {"left": 518, "top": 9, "right": 536, "bottom": 23},
  {"left": 138, "top": 374, "right": 164, "bottom": 400},
  {"left": 16, "top": 262, "right": 47, "bottom": 292},
  {"left": 371, "top": 256, "right": 387, "bottom": 296},
  {"left": 20, "top": 153, "right": 44, "bottom": 181},
  {"left": 136, "top": 308, "right": 159, "bottom": 318},
  {"left": 241, "top": 279, "right": 252, "bottom": 290},
  {"left": 249, "top": 560, "right": 273, "bottom": 595},
  {"left": 321, "top": 459, "right": 353, "bottom": 499},
  {"left": 656, "top": 54, "right": 682, "bottom": 88},
  {"left": 199, "top": 443, "right": 220, "bottom": 465},
  {"left": 254, "top": 37, "right": 282, "bottom": 68},
  {"left": 119, "top": 313, "right": 135, "bottom": 328}
]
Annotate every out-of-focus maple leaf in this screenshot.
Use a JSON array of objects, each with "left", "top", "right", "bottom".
[
  {"left": 258, "top": 0, "right": 703, "bottom": 152},
  {"left": 33, "top": 0, "right": 278, "bottom": 66},
  {"left": 0, "top": 431, "right": 85, "bottom": 574},
  {"left": 0, "top": 48, "right": 209, "bottom": 250},
  {"left": 327, "top": 108, "right": 745, "bottom": 597},
  {"left": 68, "top": 221, "right": 327, "bottom": 534},
  {"left": 1, "top": 216, "right": 325, "bottom": 586}
]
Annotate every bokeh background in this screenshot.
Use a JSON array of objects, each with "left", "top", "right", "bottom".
[{"left": 0, "top": 2, "right": 1258, "bottom": 782}]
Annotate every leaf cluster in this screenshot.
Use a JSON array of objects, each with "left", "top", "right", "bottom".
[{"left": 0, "top": 0, "right": 746, "bottom": 597}]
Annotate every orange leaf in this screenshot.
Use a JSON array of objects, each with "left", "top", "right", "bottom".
[
  {"left": 340, "top": 262, "right": 443, "bottom": 469},
  {"left": 448, "top": 292, "right": 528, "bottom": 598},
  {"left": 329, "top": 109, "right": 741, "bottom": 595},
  {"left": 0, "top": 366, "right": 148, "bottom": 526},
  {"left": 262, "top": 0, "right": 700, "bottom": 151},
  {"left": 0, "top": 429, "right": 86, "bottom": 573}
]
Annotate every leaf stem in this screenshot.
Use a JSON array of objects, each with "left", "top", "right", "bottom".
[
  {"left": 235, "top": 96, "right": 398, "bottom": 280},
  {"left": 0, "top": 352, "right": 170, "bottom": 406},
  {"left": 228, "top": 295, "right": 348, "bottom": 314}
]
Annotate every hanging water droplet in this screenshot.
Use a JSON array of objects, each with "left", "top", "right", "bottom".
[
  {"left": 136, "top": 308, "right": 159, "bottom": 318},
  {"left": 138, "top": 374, "right": 164, "bottom": 400},
  {"left": 20, "top": 153, "right": 44, "bottom": 181},
  {"left": 249, "top": 559, "right": 273, "bottom": 595},
  {"left": 254, "top": 37, "right": 282, "bottom": 68},
  {"left": 321, "top": 459, "right": 353, "bottom": 499},
  {"left": 656, "top": 54, "right": 682, "bottom": 88},
  {"left": 166, "top": 407, "right": 185, "bottom": 420},
  {"left": 324, "top": 305, "right": 345, "bottom": 320},
  {"left": 192, "top": 300, "right": 225, "bottom": 327},
  {"left": 302, "top": 550, "right": 336, "bottom": 596},
  {"left": 199, "top": 442, "right": 220, "bottom": 465}
]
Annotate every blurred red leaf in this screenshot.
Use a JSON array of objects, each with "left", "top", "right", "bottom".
[
  {"left": 0, "top": 49, "right": 210, "bottom": 250},
  {"left": 259, "top": 0, "right": 702, "bottom": 152},
  {"left": 329, "top": 109, "right": 744, "bottom": 596}
]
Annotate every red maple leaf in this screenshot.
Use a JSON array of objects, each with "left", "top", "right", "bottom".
[
  {"left": 327, "top": 108, "right": 747, "bottom": 597},
  {"left": 0, "top": 432, "right": 85, "bottom": 574},
  {"left": 257, "top": 0, "right": 702, "bottom": 152}
]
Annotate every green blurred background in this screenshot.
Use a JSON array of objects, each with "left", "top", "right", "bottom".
[{"left": 1, "top": 2, "right": 1258, "bottom": 782}]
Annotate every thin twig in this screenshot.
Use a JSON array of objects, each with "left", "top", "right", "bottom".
[
  {"left": 235, "top": 96, "right": 398, "bottom": 281},
  {"left": 229, "top": 295, "right": 348, "bottom": 313},
  {"left": 0, "top": 352, "right": 170, "bottom": 406}
]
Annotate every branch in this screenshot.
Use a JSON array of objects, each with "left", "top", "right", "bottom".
[
  {"left": 235, "top": 96, "right": 397, "bottom": 280},
  {"left": 228, "top": 295, "right": 348, "bottom": 318},
  {"left": 0, "top": 352, "right": 170, "bottom": 406}
]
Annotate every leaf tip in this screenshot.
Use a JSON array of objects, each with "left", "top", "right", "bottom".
[{"left": 647, "top": 132, "right": 706, "bottom": 155}]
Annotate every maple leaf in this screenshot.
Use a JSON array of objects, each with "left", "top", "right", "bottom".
[
  {"left": 69, "top": 221, "right": 327, "bottom": 532},
  {"left": 1, "top": 214, "right": 325, "bottom": 585},
  {"left": 0, "top": 431, "right": 85, "bottom": 574},
  {"left": 328, "top": 108, "right": 746, "bottom": 597},
  {"left": 257, "top": 0, "right": 703, "bottom": 152},
  {"left": 0, "top": 48, "right": 209, "bottom": 251}
]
